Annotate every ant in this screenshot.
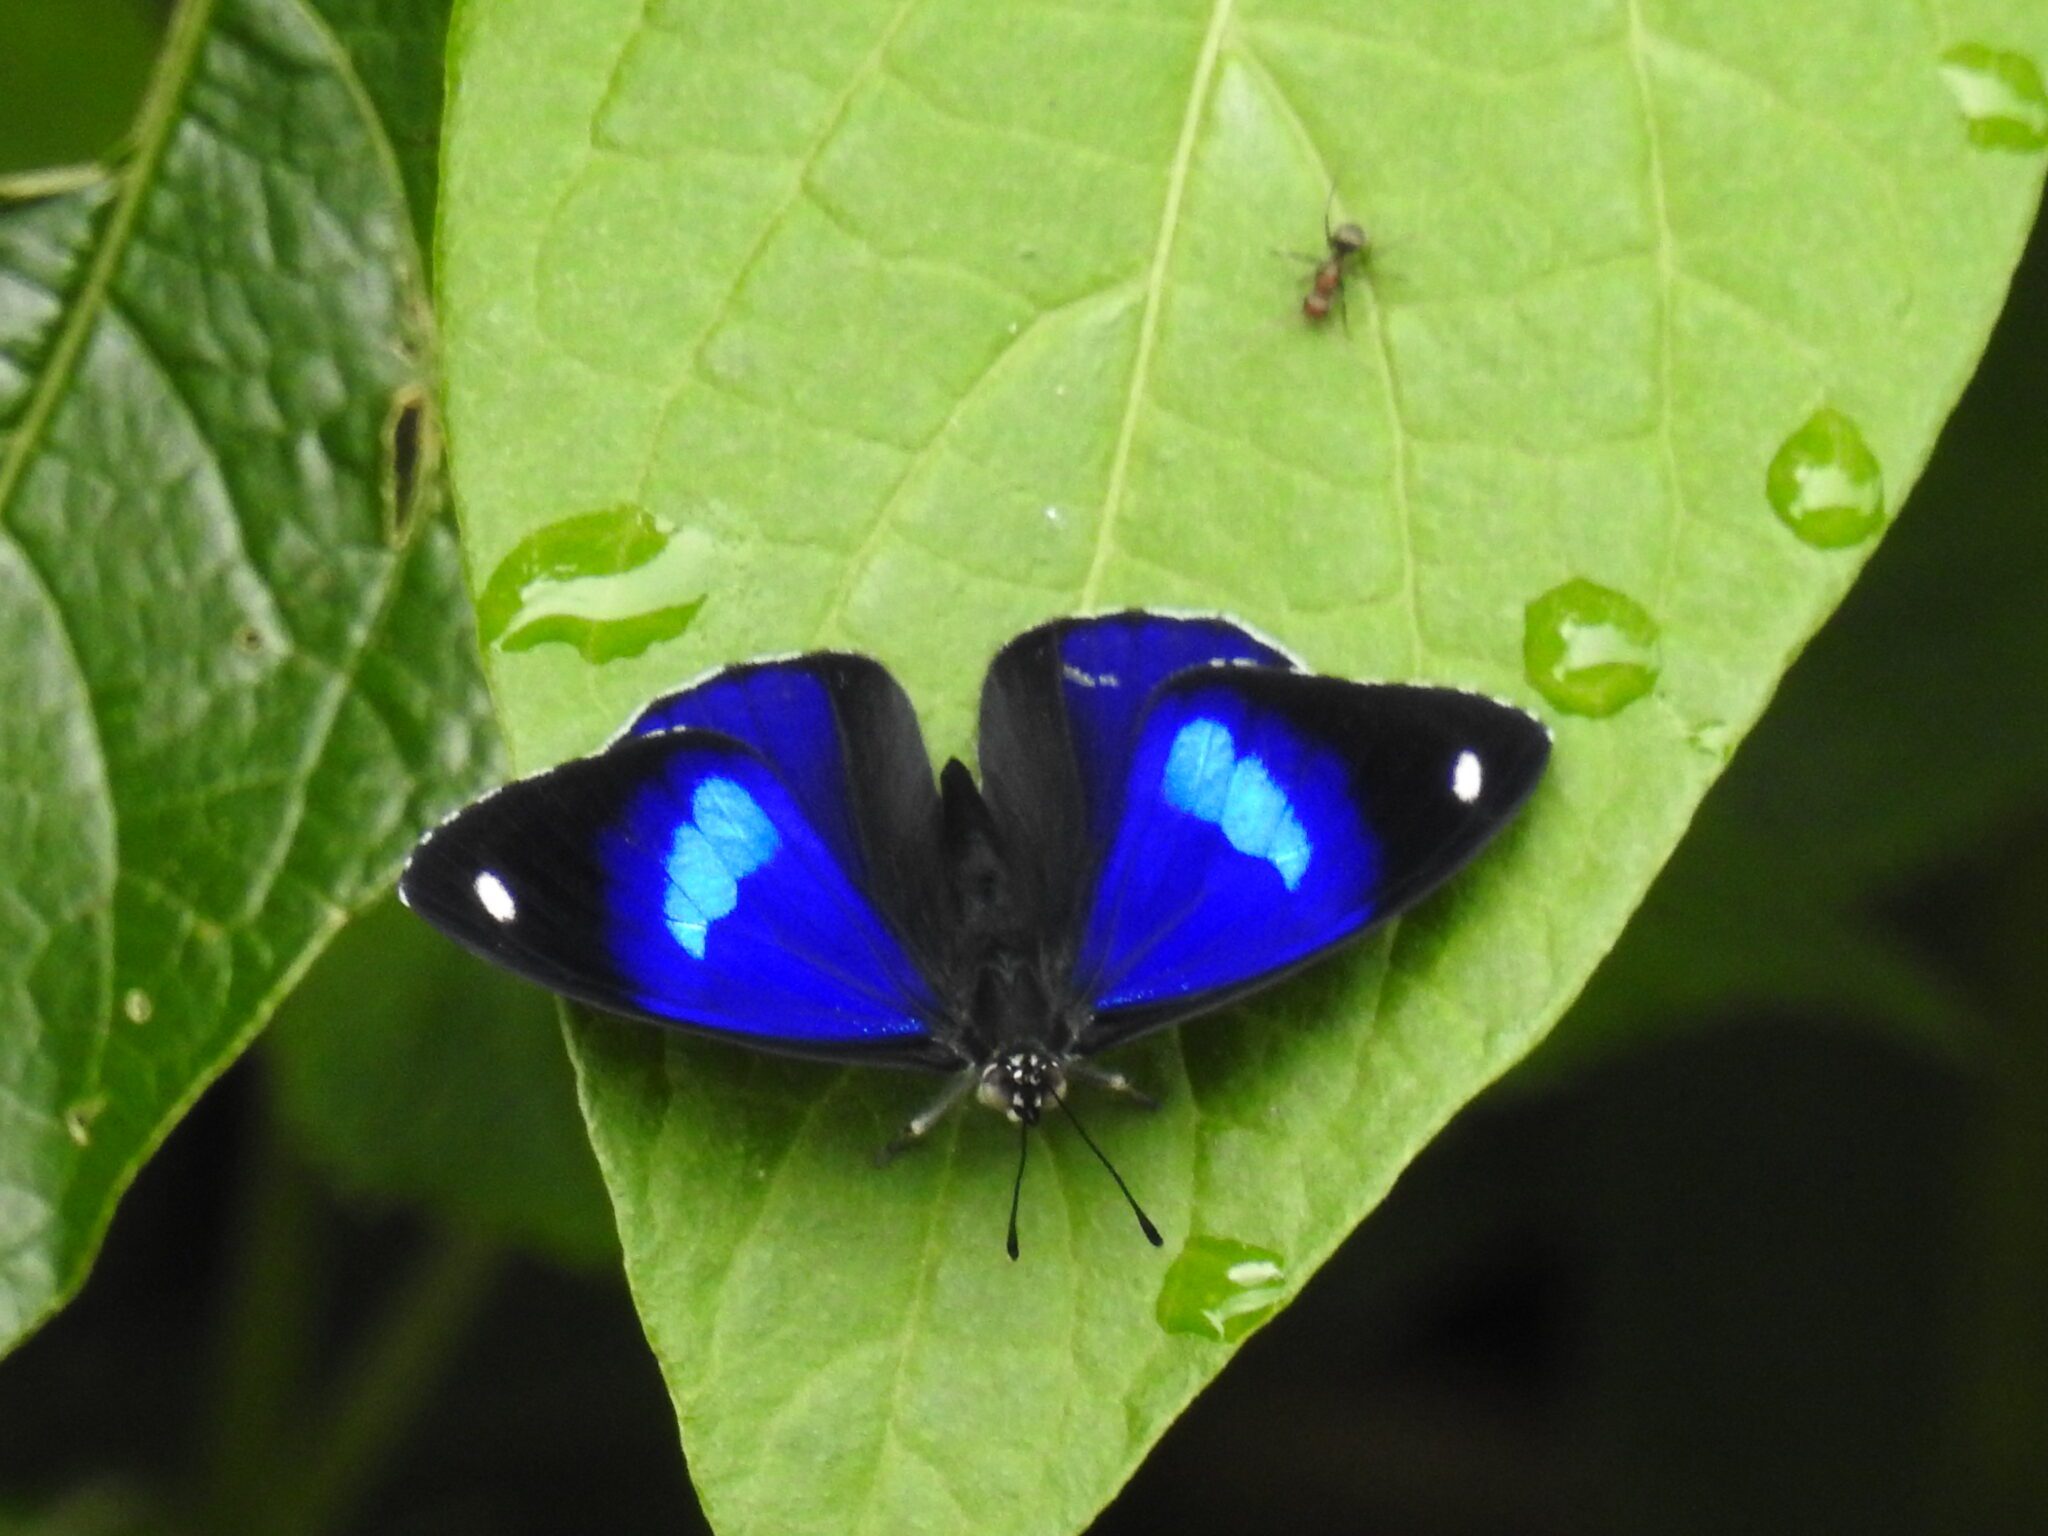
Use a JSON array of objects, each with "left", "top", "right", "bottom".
[{"left": 1283, "top": 193, "right": 1372, "bottom": 327}]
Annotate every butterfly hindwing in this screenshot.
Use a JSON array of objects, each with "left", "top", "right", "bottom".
[
  {"left": 1070, "top": 669, "right": 1550, "bottom": 1050},
  {"left": 976, "top": 612, "right": 1298, "bottom": 935},
  {"left": 399, "top": 729, "right": 953, "bottom": 1066}
]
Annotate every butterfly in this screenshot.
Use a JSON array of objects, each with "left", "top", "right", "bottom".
[{"left": 399, "top": 612, "right": 1550, "bottom": 1256}]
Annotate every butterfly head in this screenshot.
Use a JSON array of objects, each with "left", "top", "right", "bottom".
[{"left": 975, "top": 1048, "right": 1066, "bottom": 1126}]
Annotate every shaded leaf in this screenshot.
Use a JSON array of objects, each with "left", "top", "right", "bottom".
[
  {"left": 267, "top": 896, "right": 615, "bottom": 1266},
  {"left": 305, "top": 0, "right": 455, "bottom": 259},
  {"left": 437, "top": 1, "right": 2048, "bottom": 1532},
  {"left": 0, "top": 0, "right": 498, "bottom": 1356}
]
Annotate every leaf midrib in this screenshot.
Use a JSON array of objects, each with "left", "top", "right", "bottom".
[
  {"left": 1076, "top": 0, "right": 1239, "bottom": 611},
  {"left": 0, "top": 0, "right": 220, "bottom": 530}
]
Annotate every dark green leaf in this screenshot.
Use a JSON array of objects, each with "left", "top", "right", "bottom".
[
  {"left": 0, "top": 0, "right": 498, "bottom": 1357},
  {"left": 305, "top": 0, "right": 455, "bottom": 260}
]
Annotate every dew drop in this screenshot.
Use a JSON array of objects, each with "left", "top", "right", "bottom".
[
  {"left": 121, "top": 987, "right": 153, "bottom": 1025},
  {"left": 1940, "top": 44, "right": 2048, "bottom": 152},
  {"left": 1766, "top": 407, "right": 1886, "bottom": 548},
  {"left": 1523, "top": 578, "right": 1660, "bottom": 718},
  {"left": 1155, "top": 1234, "right": 1288, "bottom": 1343}
]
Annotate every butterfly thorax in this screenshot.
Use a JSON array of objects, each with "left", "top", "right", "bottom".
[{"left": 940, "top": 758, "right": 1078, "bottom": 1121}]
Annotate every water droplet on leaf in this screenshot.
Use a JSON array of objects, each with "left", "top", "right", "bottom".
[
  {"left": 477, "top": 506, "right": 710, "bottom": 663},
  {"left": 1766, "top": 407, "right": 1886, "bottom": 548},
  {"left": 1940, "top": 44, "right": 2048, "bottom": 152},
  {"left": 1523, "top": 578, "right": 1660, "bottom": 717},
  {"left": 64, "top": 1097, "right": 107, "bottom": 1147},
  {"left": 1156, "top": 1234, "right": 1288, "bottom": 1343}
]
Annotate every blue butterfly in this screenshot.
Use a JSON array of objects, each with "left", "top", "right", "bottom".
[{"left": 400, "top": 612, "right": 1549, "bottom": 1255}]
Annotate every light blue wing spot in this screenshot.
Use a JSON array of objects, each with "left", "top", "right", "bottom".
[
  {"left": 692, "top": 776, "right": 779, "bottom": 878},
  {"left": 1162, "top": 717, "right": 1235, "bottom": 821},
  {"left": 1267, "top": 810, "right": 1312, "bottom": 890},
  {"left": 1160, "top": 718, "right": 1313, "bottom": 891},
  {"left": 664, "top": 777, "right": 780, "bottom": 959}
]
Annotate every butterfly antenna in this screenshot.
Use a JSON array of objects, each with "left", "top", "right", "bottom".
[
  {"left": 1051, "top": 1085, "right": 1162, "bottom": 1248},
  {"left": 1006, "top": 1123, "right": 1028, "bottom": 1261}
]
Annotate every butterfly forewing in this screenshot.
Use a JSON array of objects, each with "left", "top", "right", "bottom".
[
  {"left": 400, "top": 729, "right": 952, "bottom": 1065},
  {"left": 629, "top": 654, "right": 950, "bottom": 970},
  {"left": 1069, "top": 670, "right": 1550, "bottom": 1051}
]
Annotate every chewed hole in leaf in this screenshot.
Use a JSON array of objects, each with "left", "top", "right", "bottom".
[
  {"left": 383, "top": 383, "right": 439, "bottom": 546},
  {"left": 475, "top": 505, "right": 711, "bottom": 664}
]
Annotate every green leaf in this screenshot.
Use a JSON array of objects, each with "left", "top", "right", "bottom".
[
  {"left": 0, "top": 0, "right": 498, "bottom": 1357},
  {"left": 267, "top": 896, "right": 616, "bottom": 1266},
  {"left": 438, "top": 1, "right": 2047, "bottom": 1531}
]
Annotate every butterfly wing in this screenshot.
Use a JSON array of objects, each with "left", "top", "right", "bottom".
[
  {"left": 400, "top": 729, "right": 957, "bottom": 1067},
  {"left": 628, "top": 653, "right": 947, "bottom": 965},
  {"left": 1068, "top": 669, "right": 1549, "bottom": 1051},
  {"left": 976, "top": 612, "right": 1298, "bottom": 934}
]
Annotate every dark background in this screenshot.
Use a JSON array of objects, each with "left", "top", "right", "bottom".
[{"left": 4, "top": 6, "right": 2044, "bottom": 1533}]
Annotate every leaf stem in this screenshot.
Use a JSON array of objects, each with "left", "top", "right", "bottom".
[
  {"left": 279, "top": 1228, "right": 499, "bottom": 1536},
  {"left": 195, "top": 1098, "right": 323, "bottom": 1531}
]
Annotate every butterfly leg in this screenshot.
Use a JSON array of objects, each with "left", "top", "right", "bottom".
[
  {"left": 1068, "top": 1061, "right": 1159, "bottom": 1111},
  {"left": 875, "top": 1070, "right": 976, "bottom": 1165}
]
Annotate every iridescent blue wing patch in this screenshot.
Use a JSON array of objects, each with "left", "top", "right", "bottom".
[
  {"left": 628, "top": 653, "right": 948, "bottom": 977},
  {"left": 1069, "top": 669, "right": 1549, "bottom": 1050},
  {"left": 976, "top": 612, "right": 1297, "bottom": 934},
  {"left": 400, "top": 729, "right": 952, "bottom": 1065}
]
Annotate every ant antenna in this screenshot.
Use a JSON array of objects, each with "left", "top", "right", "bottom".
[
  {"left": 1006, "top": 1124, "right": 1028, "bottom": 1261},
  {"left": 1051, "top": 1084, "right": 1163, "bottom": 1247}
]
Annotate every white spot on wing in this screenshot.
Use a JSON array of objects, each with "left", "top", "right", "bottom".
[
  {"left": 1452, "top": 749, "right": 1484, "bottom": 804},
  {"left": 474, "top": 871, "right": 517, "bottom": 923}
]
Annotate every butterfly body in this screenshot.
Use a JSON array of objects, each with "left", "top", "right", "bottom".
[{"left": 401, "top": 612, "right": 1549, "bottom": 1251}]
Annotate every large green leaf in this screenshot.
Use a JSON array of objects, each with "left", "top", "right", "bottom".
[
  {"left": 0, "top": 0, "right": 497, "bottom": 1356},
  {"left": 438, "top": 1, "right": 2046, "bottom": 1531}
]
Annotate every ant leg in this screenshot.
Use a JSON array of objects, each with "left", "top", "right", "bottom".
[
  {"left": 875, "top": 1071, "right": 975, "bottom": 1165},
  {"left": 1068, "top": 1060, "right": 1159, "bottom": 1111}
]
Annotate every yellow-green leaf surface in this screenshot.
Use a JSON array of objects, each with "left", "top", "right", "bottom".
[
  {"left": 438, "top": 1, "right": 2046, "bottom": 1531},
  {"left": 0, "top": 0, "right": 497, "bottom": 1355}
]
